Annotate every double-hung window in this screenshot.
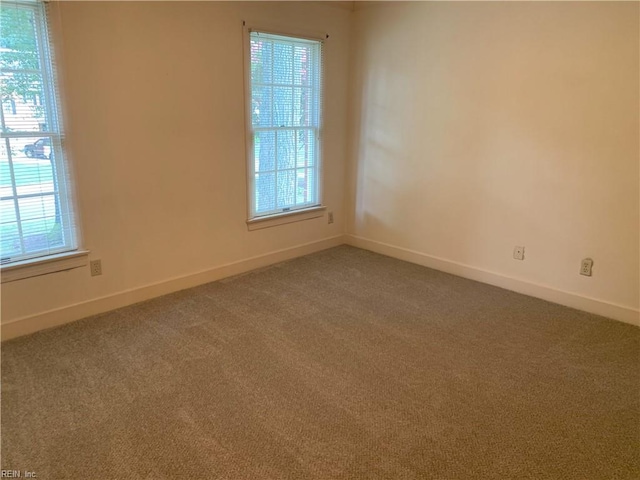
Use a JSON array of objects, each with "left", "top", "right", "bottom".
[
  {"left": 0, "top": 0, "right": 79, "bottom": 269},
  {"left": 246, "top": 30, "right": 324, "bottom": 221}
]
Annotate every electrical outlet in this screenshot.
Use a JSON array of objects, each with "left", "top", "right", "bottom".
[
  {"left": 328, "top": 211, "right": 334, "bottom": 224},
  {"left": 90, "top": 259, "right": 102, "bottom": 277},
  {"left": 580, "top": 258, "right": 593, "bottom": 276},
  {"left": 513, "top": 246, "right": 525, "bottom": 261}
]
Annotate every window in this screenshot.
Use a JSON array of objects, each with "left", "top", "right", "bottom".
[
  {"left": 246, "top": 30, "right": 324, "bottom": 221},
  {"left": 0, "top": 0, "right": 79, "bottom": 267}
]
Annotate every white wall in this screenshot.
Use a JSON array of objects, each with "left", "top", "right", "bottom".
[
  {"left": 347, "top": 2, "right": 639, "bottom": 320},
  {"left": 1, "top": 2, "right": 351, "bottom": 335}
]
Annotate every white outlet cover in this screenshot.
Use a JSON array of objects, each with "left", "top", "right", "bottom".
[
  {"left": 90, "top": 260, "right": 102, "bottom": 276},
  {"left": 580, "top": 258, "right": 593, "bottom": 276}
]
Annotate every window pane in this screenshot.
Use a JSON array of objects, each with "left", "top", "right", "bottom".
[
  {"left": 273, "top": 43, "right": 293, "bottom": 84},
  {"left": 252, "top": 86, "right": 272, "bottom": 128},
  {"left": 255, "top": 172, "right": 275, "bottom": 213},
  {"left": 295, "top": 129, "right": 316, "bottom": 167},
  {"left": 18, "top": 195, "right": 55, "bottom": 221},
  {"left": 8, "top": 137, "right": 55, "bottom": 196},
  {"left": 276, "top": 130, "right": 295, "bottom": 170},
  {"left": 0, "top": 72, "right": 48, "bottom": 134},
  {"left": 0, "top": 141, "right": 11, "bottom": 197},
  {"left": 255, "top": 131, "right": 275, "bottom": 172},
  {"left": 0, "top": 199, "right": 17, "bottom": 224},
  {"left": 0, "top": 6, "right": 41, "bottom": 71},
  {"left": 277, "top": 169, "right": 296, "bottom": 208},
  {"left": 306, "top": 167, "right": 316, "bottom": 204},
  {"left": 250, "top": 40, "right": 271, "bottom": 84},
  {"left": 293, "top": 46, "right": 310, "bottom": 86},
  {"left": 252, "top": 39, "right": 273, "bottom": 84},
  {"left": 293, "top": 87, "right": 313, "bottom": 127},
  {"left": 0, "top": 223, "right": 21, "bottom": 260},
  {"left": 296, "top": 169, "right": 307, "bottom": 205},
  {"left": 273, "top": 87, "right": 293, "bottom": 127},
  {"left": 20, "top": 213, "right": 60, "bottom": 253}
]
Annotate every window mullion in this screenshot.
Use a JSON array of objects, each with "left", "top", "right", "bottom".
[
  {"left": 3, "top": 137, "right": 27, "bottom": 257},
  {"left": 271, "top": 43, "right": 277, "bottom": 210},
  {"left": 35, "top": 5, "right": 54, "bottom": 135},
  {"left": 0, "top": 132, "right": 57, "bottom": 139},
  {"left": 274, "top": 130, "right": 279, "bottom": 210},
  {"left": 0, "top": 68, "right": 42, "bottom": 75},
  {"left": 294, "top": 114, "right": 298, "bottom": 206},
  {"left": 0, "top": 91, "right": 6, "bottom": 134},
  {"left": 1, "top": 190, "right": 60, "bottom": 202}
]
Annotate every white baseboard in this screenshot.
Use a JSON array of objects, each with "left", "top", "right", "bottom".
[
  {"left": 1, "top": 235, "right": 346, "bottom": 341},
  {"left": 4, "top": 232, "right": 636, "bottom": 341},
  {"left": 346, "top": 234, "right": 640, "bottom": 327}
]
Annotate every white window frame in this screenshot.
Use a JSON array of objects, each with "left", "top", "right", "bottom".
[
  {"left": 0, "top": 0, "right": 86, "bottom": 282},
  {"left": 243, "top": 26, "right": 326, "bottom": 230}
]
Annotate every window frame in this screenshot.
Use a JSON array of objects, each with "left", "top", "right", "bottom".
[
  {"left": 243, "top": 25, "right": 326, "bottom": 228},
  {"left": 0, "top": 0, "right": 86, "bottom": 281}
]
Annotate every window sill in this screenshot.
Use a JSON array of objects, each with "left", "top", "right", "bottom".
[
  {"left": 0, "top": 250, "right": 89, "bottom": 283},
  {"left": 247, "top": 206, "right": 326, "bottom": 231}
]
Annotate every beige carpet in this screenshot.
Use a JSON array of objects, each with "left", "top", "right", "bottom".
[{"left": 1, "top": 246, "right": 638, "bottom": 479}]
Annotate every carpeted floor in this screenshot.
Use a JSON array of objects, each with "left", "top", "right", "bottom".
[{"left": 1, "top": 245, "right": 639, "bottom": 479}]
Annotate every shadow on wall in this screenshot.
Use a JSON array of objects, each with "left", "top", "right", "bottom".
[
  {"left": 350, "top": 34, "right": 506, "bottom": 267},
  {"left": 348, "top": 1, "right": 639, "bottom": 292}
]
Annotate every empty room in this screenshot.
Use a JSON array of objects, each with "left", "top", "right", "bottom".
[{"left": 1, "top": 0, "right": 638, "bottom": 478}]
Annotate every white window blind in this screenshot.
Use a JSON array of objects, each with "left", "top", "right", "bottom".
[
  {"left": 0, "top": 0, "right": 78, "bottom": 265},
  {"left": 247, "top": 30, "right": 323, "bottom": 218}
]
